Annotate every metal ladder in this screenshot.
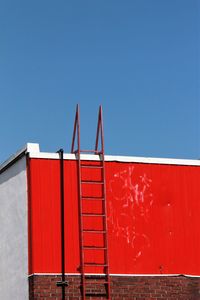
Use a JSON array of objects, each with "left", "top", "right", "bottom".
[{"left": 71, "top": 104, "right": 111, "bottom": 300}]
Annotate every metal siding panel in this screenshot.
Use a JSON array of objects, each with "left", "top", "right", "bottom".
[
  {"left": 29, "top": 159, "right": 80, "bottom": 274},
  {"left": 106, "top": 162, "right": 200, "bottom": 275},
  {"left": 28, "top": 159, "right": 200, "bottom": 275}
]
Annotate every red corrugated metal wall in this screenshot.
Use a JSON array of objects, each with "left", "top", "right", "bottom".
[{"left": 28, "top": 158, "right": 200, "bottom": 275}]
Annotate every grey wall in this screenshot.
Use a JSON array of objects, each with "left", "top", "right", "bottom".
[{"left": 0, "top": 156, "right": 28, "bottom": 300}]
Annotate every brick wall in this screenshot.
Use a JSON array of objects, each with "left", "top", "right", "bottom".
[{"left": 29, "top": 274, "right": 200, "bottom": 300}]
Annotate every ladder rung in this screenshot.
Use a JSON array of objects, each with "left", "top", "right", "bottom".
[
  {"left": 85, "top": 292, "right": 107, "bottom": 297},
  {"left": 84, "top": 263, "right": 108, "bottom": 266},
  {"left": 83, "top": 246, "right": 106, "bottom": 249},
  {"left": 81, "top": 180, "right": 104, "bottom": 184},
  {"left": 82, "top": 213, "right": 105, "bottom": 217},
  {"left": 85, "top": 275, "right": 108, "bottom": 279},
  {"left": 81, "top": 164, "right": 103, "bottom": 169},
  {"left": 73, "top": 150, "right": 102, "bottom": 154},
  {"left": 81, "top": 150, "right": 96, "bottom": 152},
  {"left": 81, "top": 166, "right": 103, "bottom": 169},
  {"left": 83, "top": 229, "right": 106, "bottom": 234},
  {"left": 80, "top": 150, "right": 101, "bottom": 153},
  {"left": 85, "top": 280, "right": 109, "bottom": 284},
  {"left": 82, "top": 196, "right": 104, "bottom": 200}
]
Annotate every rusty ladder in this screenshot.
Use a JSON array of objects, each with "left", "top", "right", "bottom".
[{"left": 71, "top": 104, "right": 111, "bottom": 300}]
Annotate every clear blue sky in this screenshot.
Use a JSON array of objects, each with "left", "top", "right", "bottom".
[{"left": 0, "top": 0, "right": 199, "bottom": 163}]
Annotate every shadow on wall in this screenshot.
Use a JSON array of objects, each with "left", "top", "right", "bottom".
[{"left": 0, "top": 157, "right": 26, "bottom": 185}]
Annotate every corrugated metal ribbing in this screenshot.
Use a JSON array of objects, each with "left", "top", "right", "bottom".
[{"left": 28, "top": 158, "right": 200, "bottom": 275}]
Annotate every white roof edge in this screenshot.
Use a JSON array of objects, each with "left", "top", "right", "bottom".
[
  {"left": 26, "top": 143, "right": 40, "bottom": 153},
  {"left": 104, "top": 155, "right": 200, "bottom": 166},
  {"left": 29, "top": 150, "right": 200, "bottom": 167},
  {"left": 2, "top": 142, "right": 200, "bottom": 170},
  {"left": 0, "top": 143, "right": 40, "bottom": 172}
]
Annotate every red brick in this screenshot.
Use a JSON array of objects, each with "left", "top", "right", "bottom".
[{"left": 29, "top": 274, "right": 200, "bottom": 299}]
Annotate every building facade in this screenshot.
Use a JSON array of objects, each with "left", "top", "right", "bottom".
[{"left": 0, "top": 143, "right": 200, "bottom": 299}]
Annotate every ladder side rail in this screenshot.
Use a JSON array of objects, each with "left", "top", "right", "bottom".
[
  {"left": 71, "top": 104, "right": 79, "bottom": 153},
  {"left": 71, "top": 104, "right": 86, "bottom": 299},
  {"left": 95, "top": 105, "right": 111, "bottom": 299},
  {"left": 71, "top": 104, "right": 111, "bottom": 299},
  {"left": 78, "top": 155, "right": 87, "bottom": 299},
  {"left": 99, "top": 108, "right": 111, "bottom": 299},
  {"left": 76, "top": 107, "right": 86, "bottom": 299},
  {"left": 95, "top": 106, "right": 102, "bottom": 153},
  {"left": 101, "top": 156, "right": 111, "bottom": 299},
  {"left": 100, "top": 105, "right": 105, "bottom": 154}
]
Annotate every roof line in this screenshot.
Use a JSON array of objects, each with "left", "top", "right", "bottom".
[
  {"left": 0, "top": 143, "right": 40, "bottom": 173},
  {"left": 29, "top": 152, "right": 200, "bottom": 166},
  {"left": 1, "top": 142, "right": 200, "bottom": 171}
]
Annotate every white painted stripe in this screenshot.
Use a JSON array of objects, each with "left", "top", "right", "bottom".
[{"left": 28, "top": 273, "right": 200, "bottom": 278}]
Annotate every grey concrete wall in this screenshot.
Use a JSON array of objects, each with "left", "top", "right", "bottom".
[{"left": 0, "top": 156, "right": 28, "bottom": 300}]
